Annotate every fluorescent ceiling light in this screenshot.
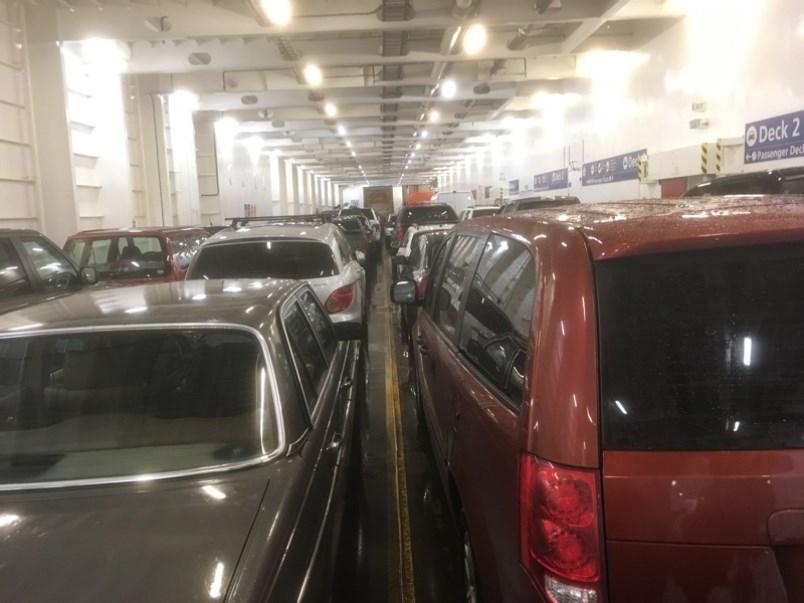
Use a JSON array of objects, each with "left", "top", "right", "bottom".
[
  {"left": 258, "top": 0, "right": 292, "bottom": 26},
  {"left": 440, "top": 79, "right": 457, "bottom": 99},
  {"left": 415, "top": 143, "right": 421, "bottom": 149},
  {"left": 324, "top": 102, "right": 337, "bottom": 117},
  {"left": 170, "top": 90, "right": 199, "bottom": 112},
  {"left": 421, "top": 129, "right": 429, "bottom": 138},
  {"left": 337, "top": 124, "right": 346, "bottom": 135},
  {"left": 463, "top": 23, "right": 487, "bottom": 55},
  {"left": 429, "top": 110, "right": 440, "bottom": 123},
  {"left": 303, "top": 63, "right": 323, "bottom": 87}
]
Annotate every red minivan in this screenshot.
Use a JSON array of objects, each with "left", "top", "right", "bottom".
[
  {"left": 64, "top": 226, "right": 208, "bottom": 285},
  {"left": 392, "top": 196, "right": 804, "bottom": 602}
]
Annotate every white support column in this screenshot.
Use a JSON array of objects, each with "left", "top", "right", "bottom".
[
  {"left": 167, "top": 92, "right": 200, "bottom": 225},
  {"left": 269, "top": 153, "right": 281, "bottom": 215},
  {"left": 282, "top": 158, "right": 295, "bottom": 213},
  {"left": 306, "top": 171, "right": 315, "bottom": 210},
  {"left": 134, "top": 75, "right": 172, "bottom": 226},
  {"left": 25, "top": 5, "right": 78, "bottom": 243}
]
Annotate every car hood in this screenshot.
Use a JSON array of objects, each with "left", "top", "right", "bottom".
[{"left": 0, "top": 469, "right": 270, "bottom": 602}]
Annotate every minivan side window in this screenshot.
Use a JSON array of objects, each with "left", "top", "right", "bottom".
[
  {"left": 432, "top": 235, "right": 484, "bottom": 338},
  {"left": 458, "top": 235, "right": 536, "bottom": 405}
]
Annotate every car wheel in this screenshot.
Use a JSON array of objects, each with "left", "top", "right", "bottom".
[{"left": 461, "top": 513, "right": 480, "bottom": 603}]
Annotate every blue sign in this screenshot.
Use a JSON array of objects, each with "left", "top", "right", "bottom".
[
  {"left": 582, "top": 149, "right": 646, "bottom": 186},
  {"left": 533, "top": 168, "right": 569, "bottom": 192},
  {"left": 744, "top": 109, "right": 804, "bottom": 164},
  {"left": 508, "top": 179, "right": 520, "bottom": 195}
]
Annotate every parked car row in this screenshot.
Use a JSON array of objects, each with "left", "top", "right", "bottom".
[
  {"left": 392, "top": 194, "right": 804, "bottom": 603},
  {"left": 0, "top": 214, "right": 368, "bottom": 601}
]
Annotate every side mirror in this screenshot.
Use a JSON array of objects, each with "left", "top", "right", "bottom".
[
  {"left": 355, "top": 250, "right": 367, "bottom": 266},
  {"left": 333, "top": 321, "right": 364, "bottom": 341},
  {"left": 391, "top": 280, "right": 417, "bottom": 304},
  {"left": 80, "top": 266, "right": 98, "bottom": 285},
  {"left": 391, "top": 255, "right": 406, "bottom": 266}
]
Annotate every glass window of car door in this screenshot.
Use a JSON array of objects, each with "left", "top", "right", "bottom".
[
  {"left": 170, "top": 235, "right": 192, "bottom": 269},
  {"left": 432, "top": 234, "right": 485, "bottom": 339},
  {"left": 0, "top": 239, "right": 33, "bottom": 298},
  {"left": 284, "top": 304, "right": 328, "bottom": 413},
  {"left": 298, "top": 290, "right": 337, "bottom": 360},
  {"left": 458, "top": 235, "right": 536, "bottom": 406},
  {"left": 335, "top": 231, "right": 353, "bottom": 264},
  {"left": 780, "top": 174, "right": 804, "bottom": 194},
  {"left": 20, "top": 237, "right": 78, "bottom": 293}
]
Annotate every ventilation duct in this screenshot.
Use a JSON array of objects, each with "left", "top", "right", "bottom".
[
  {"left": 381, "top": 31, "right": 409, "bottom": 57},
  {"left": 378, "top": 0, "right": 414, "bottom": 22},
  {"left": 273, "top": 36, "right": 301, "bottom": 61}
]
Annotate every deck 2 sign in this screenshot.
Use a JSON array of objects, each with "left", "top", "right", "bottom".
[
  {"left": 582, "top": 149, "right": 646, "bottom": 186},
  {"left": 744, "top": 109, "right": 804, "bottom": 164},
  {"left": 533, "top": 168, "right": 569, "bottom": 192}
]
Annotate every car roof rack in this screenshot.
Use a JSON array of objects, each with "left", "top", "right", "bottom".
[{"left": 225, "top": 214, "right": 333, "bottom": 228}]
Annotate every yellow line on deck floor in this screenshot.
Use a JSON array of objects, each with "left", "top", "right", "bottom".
[{"left": 384, "top": 270, "right": 416, "bottom": 603}]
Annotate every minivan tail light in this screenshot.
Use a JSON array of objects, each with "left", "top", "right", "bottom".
[
  {"left": 396, "top": 227, "right": 405, "bottom": 243},
  {"left": 520, "top": 453, "right": 603, "bottom": 602},
  {"left": 325, "top": 283, "right": 355, "bottom": 313}
]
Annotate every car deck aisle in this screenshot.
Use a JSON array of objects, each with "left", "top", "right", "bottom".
[{"left": 336, "top": 250, "right": 463, "bottom": 603}]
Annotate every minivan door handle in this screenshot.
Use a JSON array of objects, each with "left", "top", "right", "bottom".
[
  {"left": 340, "top": 377, "right": 353, "bottom": 390},
  {"left": 416, "top": 335, "right": 429, "bottom": 355}
]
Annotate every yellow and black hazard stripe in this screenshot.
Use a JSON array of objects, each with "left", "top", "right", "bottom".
[
  {"left": 701, "top": 142, "right": 709, "bottom": 175},
  {"left": 715, "top": 139, "right": 722, "bottom": 175}
]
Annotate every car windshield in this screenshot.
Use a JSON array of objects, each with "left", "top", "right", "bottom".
[
  {"left": 472, "top": 208, "right": 499, "bottom": 218},
  {"left": 339, "top": 208, "right": 375, "bottom": 220},
  {"left": 400, "top": 205, "right": 458, "bottom": 224},
  {"left": 597, "top": 242, "right": 804, "bottom": 451},
  {"left": 65, "top": 236, "right": 169, "bottom": 280},
  {"left": 0, "top": 328, "right": 273, "bottom": 484},
  {"left": 333, "top": 218, "right": 364, "bottom": 233},
  {"left": 188, "top": 240, "right": 338, "bottom": 280},
  {"left": 684, "top": 176, "right": 776, "bottom": 196}
]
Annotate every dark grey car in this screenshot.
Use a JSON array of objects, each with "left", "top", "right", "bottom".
[
  {"left": 0, "top": 228, "right": 96, "bottom": 313},
  {"left": 0, "top": 279, "right": 361, "bottom": 602}
]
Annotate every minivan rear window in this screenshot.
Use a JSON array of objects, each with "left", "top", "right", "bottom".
[
  {"left": 187, "top": 240, "right": 337, "bottom": 280},
  {"left": 597, "top": 242, "right": 804, "bottom": 451}
]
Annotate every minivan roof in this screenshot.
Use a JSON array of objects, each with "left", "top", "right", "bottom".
[{"left": 465, "top": 195, "right": 804, "bottom": 261}]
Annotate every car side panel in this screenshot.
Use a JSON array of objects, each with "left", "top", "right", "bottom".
[
  {"left": 449, "top": 361, "right": 520, "bottom": 603},
  {"left": 414, "top": 315, "right": 454, "bottom": 487},
  {"left": 229, "top": 343, "right": 355, "bottom": 603}
]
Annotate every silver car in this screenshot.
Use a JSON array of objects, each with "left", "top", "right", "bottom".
[{"left": 186, "top": 221, "right": 366, "bottom": 329}]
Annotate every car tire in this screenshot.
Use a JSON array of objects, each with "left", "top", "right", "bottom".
[{"left": 460, "top": 512, "right": 480, "bottom": 603}]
